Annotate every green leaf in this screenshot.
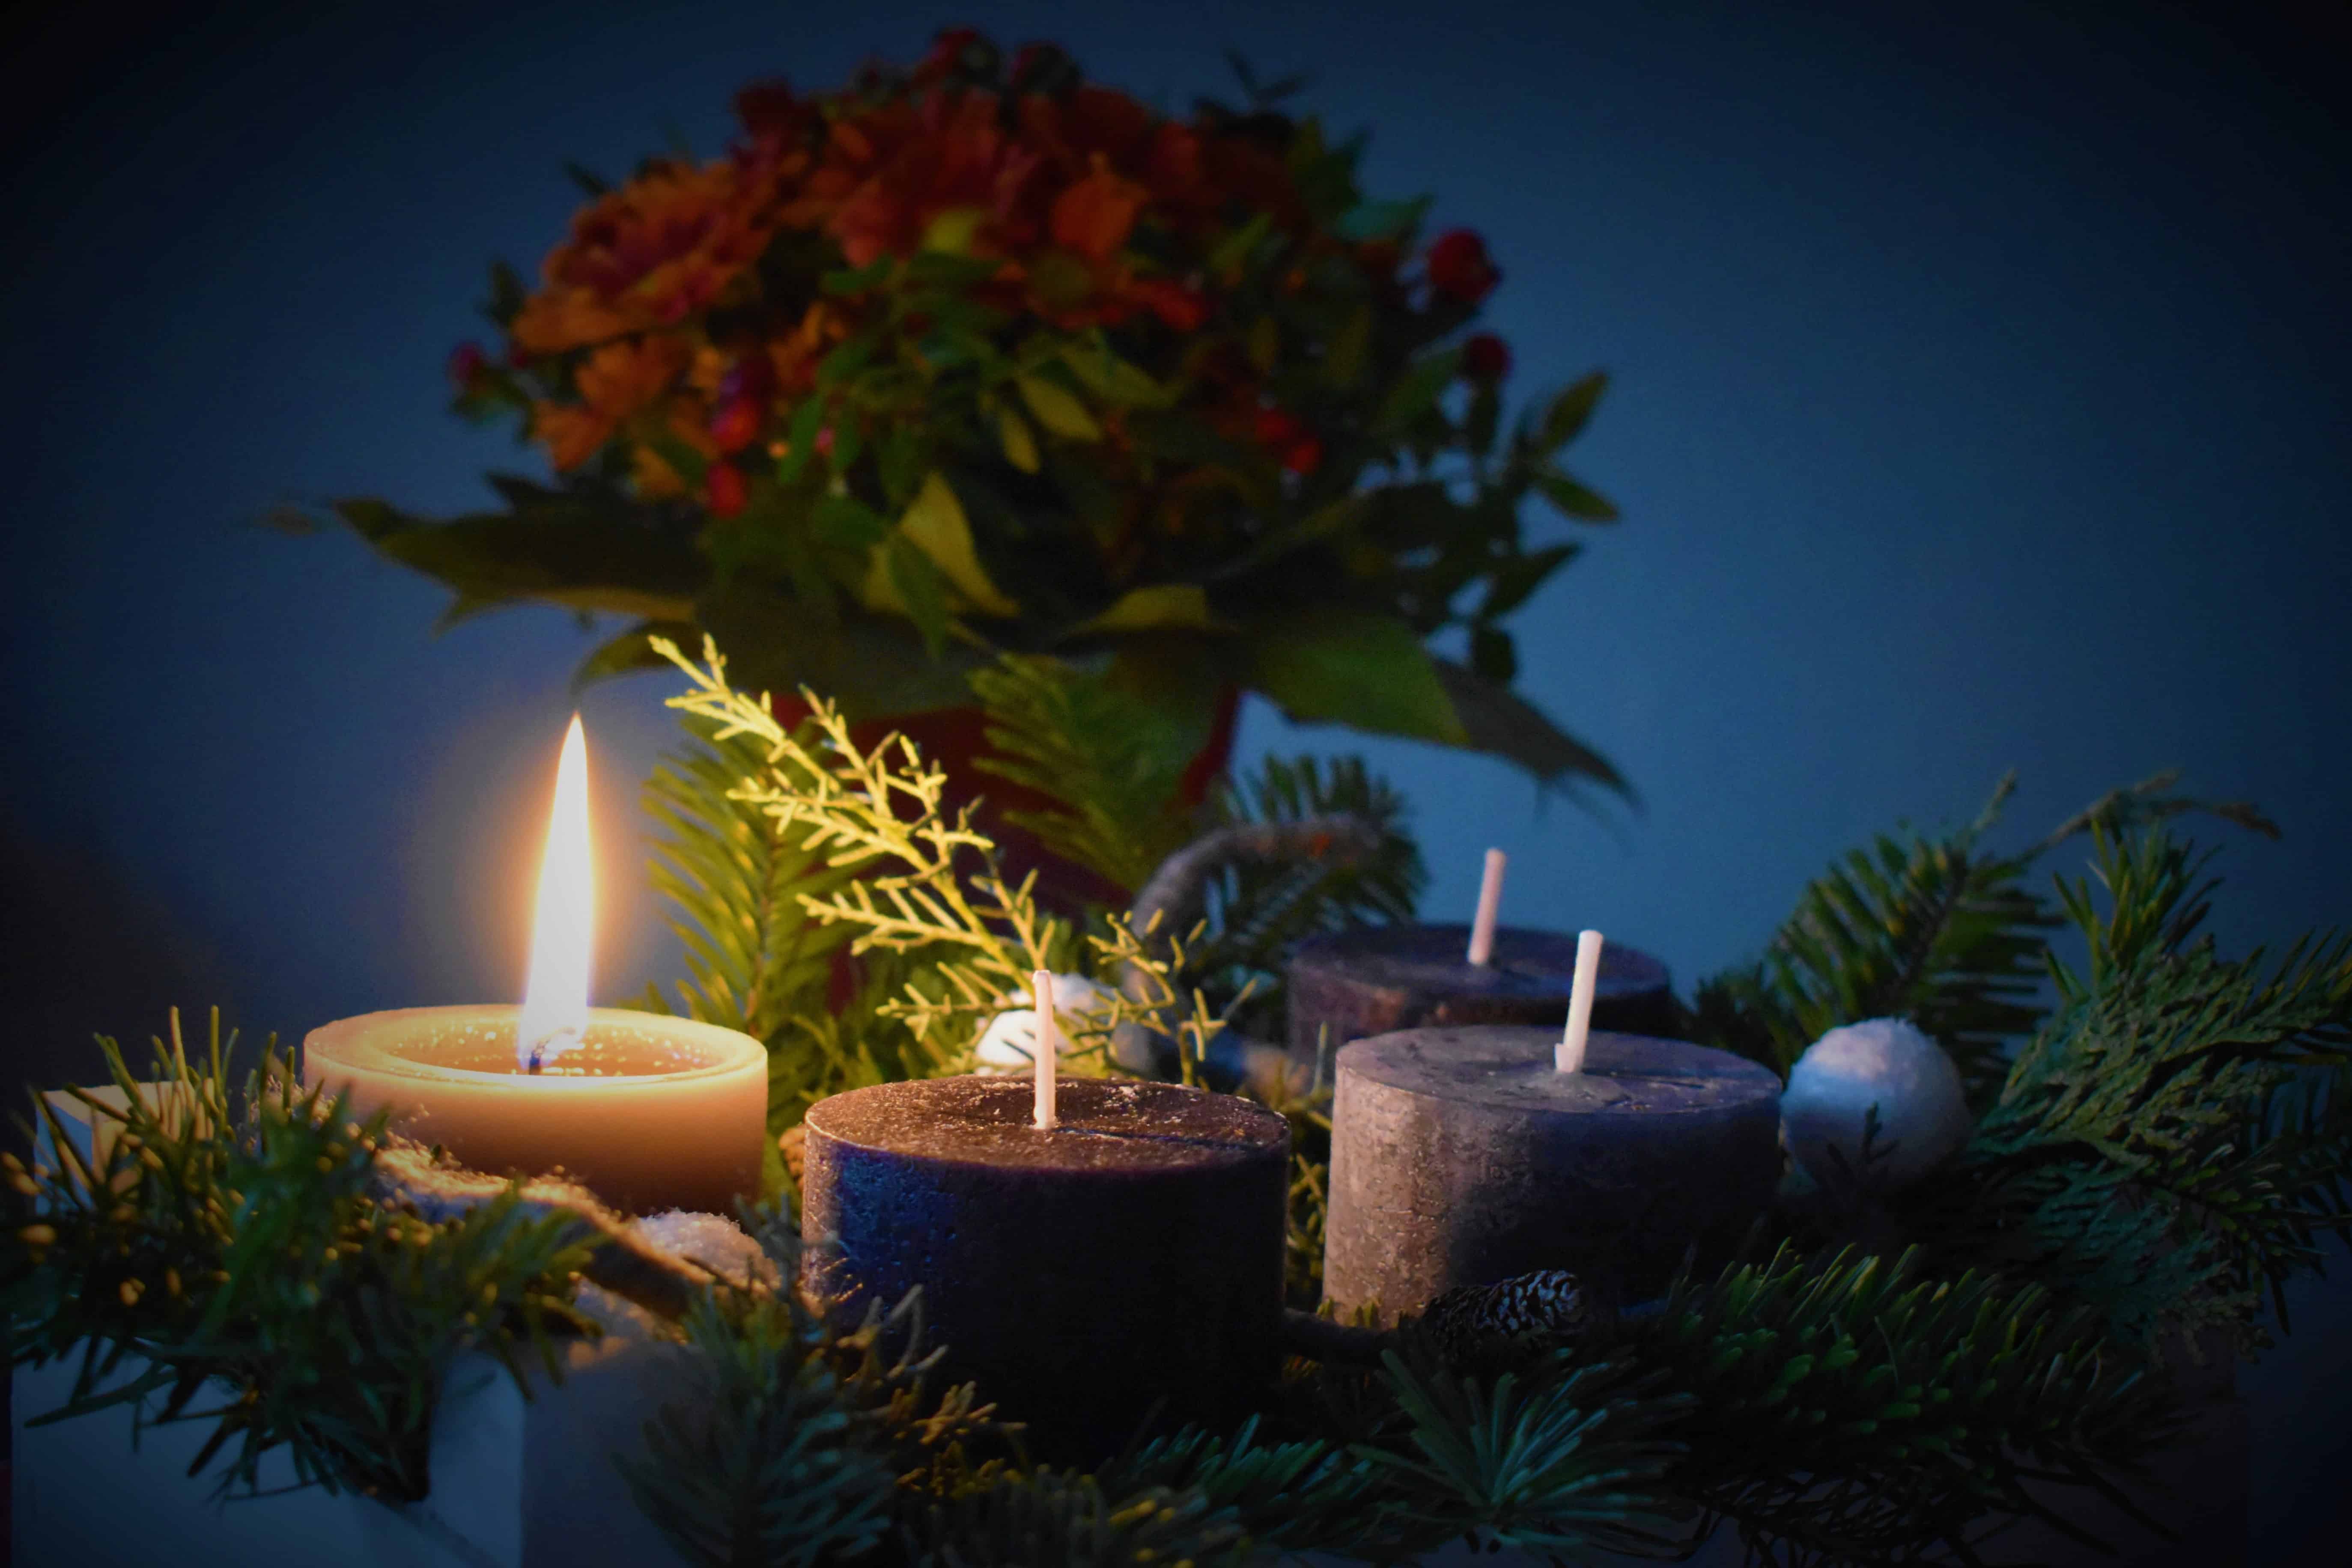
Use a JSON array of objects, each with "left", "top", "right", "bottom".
[
  {"left": 996, "top": 404, "right": 1041, "bottom": 473},
  {"left": 1334, "top": 196, "right": 1431, "bottom": 243},
  {"left": 902, "top": 473, "right": 1019, "bottom": 617},
  {"left": 1429, "top": 658, "right": 1627, "bottom": 794},
  {"left": 878, "top": 537, "right": 951, "bottom": 655},
  {"left": 696, "top": 580, "right": 981, "bottom": 722},
  {"left": 1534, "top": 470, "right": 1621, "bottom": 522},
  {"left": 1469, "top": 625, "right": 1517, "bottom": 684},
  {"left": 1538, "top": 372, "right": 1608, "bottom": 451},
  {"left": 1015, "top": 373, "right": 1103, "bottom": 442},
  {"left": 1479, "top": 543, "right": 1580, "bottom": 620},
  {"left": 342, "top": 505, "right": 704, "bottom": 624},
  {"left": 1249, "top": 611, "right": 1466, "bottom": 745},
  {"left": 812, "top": 494, "right": 890, "bottom": 551},
  {"left": 775, "top": 399, "right": 828, "bottom": 486},
  {"left": 1061, "top": 342, "right": 1172, "bottom": 408},
  {"left": 1374, "top": 349, "right": 1464, "bottom": 436},
  {"left": 572, "top": 619, "right": 701, "bottom": 689},
  {"left": 1466, "top": 384, "right": 1500, "bottom": 458},
  {"left": 1207, "top": 211, "right": 1275, "bottom": 279},
  {"left": 1324, "top": 307, "right": 1371, "bottom": 390},
  {"left": 1072, "top": 583, "right": 1219, "bottom": 636}
]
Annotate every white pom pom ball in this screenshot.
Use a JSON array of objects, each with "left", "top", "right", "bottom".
[
  {"left": 1780, "top": 1018, "right": 1971, "bottom": 1192},
  {"left": 972, "top": 973, "right": 1115, "bottom": 1072}
]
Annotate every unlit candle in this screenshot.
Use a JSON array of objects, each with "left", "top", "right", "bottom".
[
  {"left": 1465, "top": 848, "right": 1507, "bottom": 967},
  {"left": 1032, "top": 970, "right": 1059, "bottom": 1129},
  {"left": 1556, "top": 929, "right": 1605, "bottom": 1073}
]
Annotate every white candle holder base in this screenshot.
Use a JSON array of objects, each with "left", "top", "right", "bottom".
[{"left": 13, "top": 1324, "right": 692, "bottom": 1568}]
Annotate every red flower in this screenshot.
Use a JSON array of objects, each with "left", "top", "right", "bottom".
[
  {"left": 709, "top": 399, "right": 761, "bottom": 453},
  {"left": 1461, "top": 333, "right": 1512, "bottom": 384},
  {"left": 1425, "top": 228, "right": 1500, "bottom": 304},
  {"left": 1127, "top": 278, "right": 1209, "bottom": 331},
  {"left": 447, "top": 342, "right": 489, "bottom": 391},
  {"left": 706, "top": 461, "right": 747, "bottom": 517},
  {"left": 1252, "top": 408, "right": 1323, "bottom": 475},
  {"left": 1049, "top": 158, "right": 1148, "bottom": 261},
  {"left": 734, "top": 80, "right": 811, "bottom": 144}
]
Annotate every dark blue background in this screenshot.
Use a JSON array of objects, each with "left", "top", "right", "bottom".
[{"left": 3, "top": 1, "right": 2346, "bottom": 1556}]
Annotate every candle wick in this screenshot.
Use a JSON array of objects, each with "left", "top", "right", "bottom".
[
  {"left": 1467, "top": 848, "right": 1506, "bottom": 967},
  {"left": 526, "top": 1048, "right": 544, "bottom": 1075},
  {"left": 1557, "top": 928, "right": 1605, "bottom": 1074}
]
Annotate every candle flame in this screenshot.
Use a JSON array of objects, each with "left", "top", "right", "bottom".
[{"left": 518, "top": 714, "right": 593, "bottom": 1071}]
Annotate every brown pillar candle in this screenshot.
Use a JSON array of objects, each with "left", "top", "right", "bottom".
[
  {"left": 1287, "top": 924, "right": 1676, "bottom": 1056},
  {"left": 799, "top": 1076, "right": 1289, "bottom": 1457},
  {"left": 1323, "top": 1025, "right": 1782, "bottom": 1324}
]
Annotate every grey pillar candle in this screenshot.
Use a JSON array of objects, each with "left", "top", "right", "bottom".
[
  {"left": 799, "top": 1075, "right": 1288, "bottom": 1457},
  {"left": 1287, "top": 924, "right": 1675, "bottom": 1056},
  {"left": 1323, "top": 1026, "right": 1781, "bottom": 1324}
]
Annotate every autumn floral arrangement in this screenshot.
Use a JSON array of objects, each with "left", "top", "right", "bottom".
[{"left": 334, "top": 29, "right": 1625, "bottom": 859}]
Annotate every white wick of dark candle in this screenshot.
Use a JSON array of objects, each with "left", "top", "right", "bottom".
[
  {"left": 1556, "top": 929, "right": 1605, "bottom": 1074},
  {"left": 1466, "top": 848, "right": 1507, "bottom": 967},
  {"left": 1031, "top": 970, "right": 1059, "bottom": 1130}
]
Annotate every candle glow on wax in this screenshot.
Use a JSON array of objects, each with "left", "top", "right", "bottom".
[
  {"left": 1031, "top": 970, "right": 1059, "bottom": 1130},
  {"left": 517, "top": 714, "right": 593, "bottom": 1072},
  {"left": 1556, "top": 929, "right": 1605, "bottom": 1074},
  {"left": 1466, "top": 848, "right": 1507, "bottom": 967}
]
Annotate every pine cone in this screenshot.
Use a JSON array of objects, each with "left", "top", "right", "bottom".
[
  {"left": 779, "top": 1123, "right": 807, "bottom": 1186},
  {"left": 1416, "top": 1270, "right": 1590, "bottom": 1365}
]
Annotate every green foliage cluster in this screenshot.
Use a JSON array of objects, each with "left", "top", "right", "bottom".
[{"left": 3, "top": 1014, "right": 596, "bottom": 1503}]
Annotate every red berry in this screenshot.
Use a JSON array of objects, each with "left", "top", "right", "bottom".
[
  {"left": 706, "top": 462, "right": 747, "bottom": 518},
  {"left": 1462, "top": 333, "right": 1512, "bottom": 384},
  {"left": 447, "top": 342, "right": 489, "bottom": 391},
  {"left": 1425, "top": 229, "right": 1500, "bottom": 304},
  {"left": 1130, "top": 279, "right": 1210, "bottom": 332},
  {"left": 709, "top": 399, "right": 761, "bottom": 453}
]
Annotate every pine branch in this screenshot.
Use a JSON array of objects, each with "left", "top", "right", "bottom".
[
  {"left": 1910, "top": 826, "right": 2352, "bottom": 1352},
  {"left": 641, "top": 718, "right": 859, "bottom": 1050},
  {"left": 5, "top": 1014, "right": 596, "bottom": 1504},
  {"left": 1615, "top": 1245, "right": 2180, "bottom": 1565},
  {"left": 966, "top": 653, "right": 1204, "bottom": 896},
  {"left": 1358, "top": 1351, "right": 1690, "bottom": 1559},
  {"left": 1688, "top": 772, "right": 2279, "bottom": 1107},
  {"left": 1185, "top": 754, "right": 1426, "bottom": 1034},
  {"left": 1688, "top": 776, "right": 2055, "bottom": 1101}
]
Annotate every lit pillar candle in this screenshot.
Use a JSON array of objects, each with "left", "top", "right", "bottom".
[{"left": 303, "top": 715, "right": 766, "bottom": 1216}]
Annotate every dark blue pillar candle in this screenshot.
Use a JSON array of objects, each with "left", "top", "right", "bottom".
[
  {"left": 799, "top": 1075, "right": 1288, "bottom": 1457},
  {"left": 1287, "top": 924, "right": 1675, "bottom": 1056},
  {"left": 1322, "top": 1026, "right": 1782, "bottom": 1324}
]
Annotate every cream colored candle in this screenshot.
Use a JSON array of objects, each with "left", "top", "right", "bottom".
[
  {"left": 303, "top": 1006, "right": 764, "bottom": 1214},
  {"left": 300, "top": 713, "right": 766, "bottom": 1215}
]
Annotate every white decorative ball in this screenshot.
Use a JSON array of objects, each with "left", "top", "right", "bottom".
[
  {"left": 1780, "top": 1017, "right": 1971, "bottom": 1192},
  {"left": 972, "top": 973, "right": 1116, "bottom": 1072}
]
